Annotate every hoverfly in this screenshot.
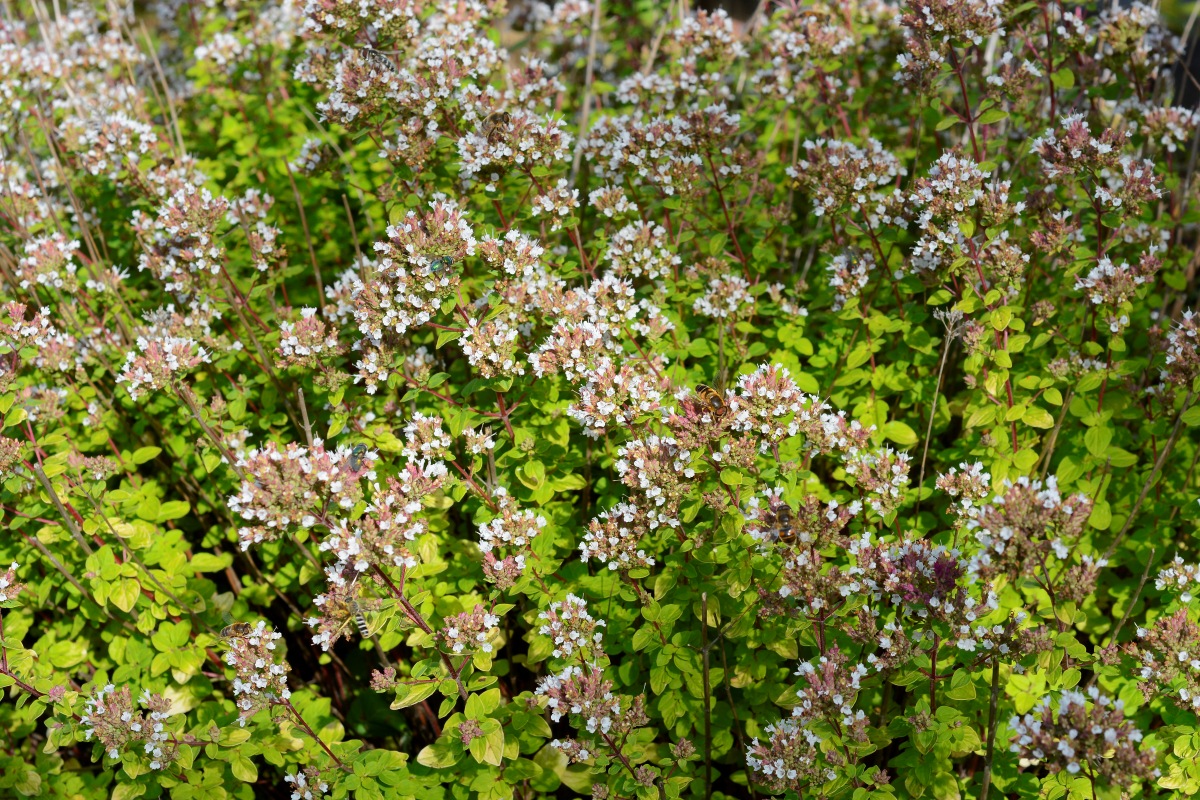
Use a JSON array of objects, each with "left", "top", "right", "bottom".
[
  {"left": 349, "top": 443, "right": 368, "bottom": 472},
  {"left": 361, "top": 47, "right": 398, "bottom": 74},
  {"left": 480, "top": 111, "right": 512, "bottom": 146},
  {"left": 220, "top": 621, "right": 254, "bottom": 640},
  {"left": 773, "top": 505, "right": 798, "bottom": 545},
  {"left": 695, "top": 384, "right": 730, "bottom": 422},
  {"left": 325, "top": 595, "right": 371, "bottom": 641},
  {"left": 353, "top": 601, "right": 371, "bottom": 639}
]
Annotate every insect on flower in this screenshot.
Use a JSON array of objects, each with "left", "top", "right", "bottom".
[
  {"left": 480, "top": 111, "right": 512, "bottom": 146},
  {"left": 428, "top": 256, "right": 456, "bottom": 275},
  {"left": 220, "top": 622, "right": 254, "bottom": 640},
  {"left": 361, "top": 48, "right": 397, "bottom": 74},
  {"left": 349, "top": 443, "right": 368, "bottom": 472},
  {"left": 772, "top": 505, "right": 797, "bottom": 545},
  {"left": 353, "top": 601, "right": 371, "bottom": 638},
  {"left": 695, "top": 384, "right": 730, "bottom": 421}
]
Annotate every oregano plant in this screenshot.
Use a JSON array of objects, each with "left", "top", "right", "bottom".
[{"left": 0, "top": 1, "right": 1198, "bottom": 799}]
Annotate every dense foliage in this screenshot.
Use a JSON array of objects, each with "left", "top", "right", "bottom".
[{"left": 1, "top": 0, "right": 1200, "bottom": 798}]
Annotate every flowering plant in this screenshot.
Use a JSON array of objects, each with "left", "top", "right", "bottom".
[{"left": 0, "top": 1, "right": 1198, "bottom": 799}]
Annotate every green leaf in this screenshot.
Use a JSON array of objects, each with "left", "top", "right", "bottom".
[
  {"left": 880, "top": 421, "right": 918, "bottom": 446},
  {"left": 190, "top": 553, "right": 232, "bottom": 572},
  {"left": 131, "top": 446, "right": 161, "bottom": 464},
  {"left": 110, "top": 579, "right": 141, "bottom": 613},
  {"left": 391, "top": 682, "right": 439, "bottom": 710},
  {"left": 516, "top": 460, "right": 545, "bottom": 489},
  {"left": 1088, "top": 501, "right": 1112, "bottom": 531},
  {"left": 1084, "top": 426, "right": 1112, "bottom": 458},
  {"left": 417, "top": 742, "right": 462, "bottom": 769},
  {"left": 708, "top": 232, "right": 727, "bottom": 257},
  {"left": 48, "top": 640, "right": 87, "bottom": 669},
  {"left": 965, "top": 406, "right": 996, "bottom": 428},
  {"left": 157, "top": 500, "right": 190, "bottom": 521},
  {"left": 136, "top": 496, "right": 160, "bottom": 522},
  {"left": 1181, "top": 405, "right": 1200, "bottom": 427},
  {"left": 1022, "top": 407, "right": 1054, "bottom": 429},
  {"left": 945, "top": 669, "right": 976, "bottom": 701},
  {"left": 230, "top": 755, "right": 258, "bottom": 782},
  {"left": 1051, "top": 67, "right": 1075, "bottom": 89},
  {"left": 977, "top": 108, "right": 1008, "bottom": 125}
]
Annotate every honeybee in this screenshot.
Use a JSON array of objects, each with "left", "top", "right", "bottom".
[
  {"left": 695, "top": 384, "right": 730, "bottom": 421},
  {"left": 361, "top": 47, "right": 397, "bottom": 74},
  {"left": 480, "top": 111, "right": 512, "bottom": 146},
  {"left": 220, "top": 622, "right": 254, "bottom": 640}
]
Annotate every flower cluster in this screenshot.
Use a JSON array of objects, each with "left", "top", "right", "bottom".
[
  {"left": 1009, "top": 689, "right": 1156, "bottom": 788},
  {"left": 81, "top": 685, "right": 178, "bottom": 770},
  {"left": 223, "top": 622, "right": 291, "bottom": 725},
  {"left": 966, "top": 476, "right": 1093, "bottom": 585},
  {"left": 1129, "top": 609, "right": 1200, "bottom": 711},
  {"left": 441, "top": 605, "right": 500, "bottom": 655},
  {"left": 228, "top": 439, "right": 375, "bottom": 550},
  {"left": 537, "top": 594, "right": 606, "bottom": 662},
  {"left": 1156, "top": 557, "right": 1200, "bottom": 603},
  {"left": 277, "top": 309, "right": 341, "bottom": 368},
  {"left": 116, "top": 335, "right": 211, "bottom": 400},
  {"left": 579, "top": 503, "right": 655, "bottom": 573},
  {"left": 0, "top": 562, "right": 26, "bottom": 603},
  {"left": 745, "top": 718, "right": 836, "bottom": 793},
  {"left": 477, "top": 492, "right": 546, "bottom": 589},
  {"left": 791, "top": 138, "right": 904, "bottom": 220},
  {"left": 536, "top": 662, "right": 649, "bottom": 761},
  {"left": 936, "top": 462, "right": 992, "bottom": 526}
]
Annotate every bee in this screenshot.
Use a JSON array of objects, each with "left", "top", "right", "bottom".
[
  {"left": 480, "top": 111, "right": 512, "bottom": 146},
  {"left": 361, "top": 47, "right": 397, "bottom": 74},
  {"left": 695, "top": 384, "right": 730, "bottom": 421},
  {"left": 220, "top": 621, "right": 254, "bottom": 640},
  {"left": 773, "top": 506, "right": 798, "bottom": 545},
  {"left": 348, "top": 443, "right": 368, "bottom": 472}
]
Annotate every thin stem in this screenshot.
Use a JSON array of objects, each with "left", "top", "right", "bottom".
[
  {"left": 373, "top": 566, "right": 469, "bottom": 701},
  {"left": 297, "top": 387, "right": 314, "bottom": 448},
  {"left": 915, "top": 329, "right": 955, "bottom": 522},
  {"left": 282, "top": 698, "right": 347, "bottom": 771},
  {"left": 1086, "top": 546, "right": 1156, "bottom": 693},
  {"left": 929, "top": 634, "right": 939, "bottom": 714},
  {"left": 0, "top": 613, "right": 42, "bottom": 699},
  {"left": 701, "top": 593, "right": 713, "bottom": 800},
  {"left": 1103, "top": 389, "right": 1194, "bottom": 561},
  {"left": 1037, "top": 388, "right": 1074, "bottom": 479},
  {"left": 704, "top": 153, "right": 749, "bottom": 275},
  {"left": 979, "top": 658, "right": 1001, "bottom": 800},
  {"left": 569, "top": 0, "right": 603, "bottom": 185},
  {"left": 33, "top": 465, "right": 94, "bottom": 556},
  {"left": 175, "top": 383, "right": 245, "bottom": 480},
  {"left": 282, "top": 157, "right": 326, "bottom": 312}
]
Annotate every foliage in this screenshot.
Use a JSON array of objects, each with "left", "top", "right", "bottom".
[{"left": 0, "top": 1, "right": 1198, "bottom": 799}]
